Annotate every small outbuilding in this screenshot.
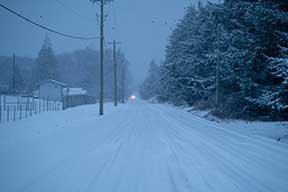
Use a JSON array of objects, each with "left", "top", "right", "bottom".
[
  {"left": 37, "top": 79, "right": 67, "bottom": 101},
  {"left": 63, "top": 87, "right": 95, "bottom": 109},
  {"left": 63, "top": 88, "right": 88, "bottom": 96}
]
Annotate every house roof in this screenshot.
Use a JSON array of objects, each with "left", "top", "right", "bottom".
[{"left": 37, "top": 79, "right": 67, "bottom": 87}]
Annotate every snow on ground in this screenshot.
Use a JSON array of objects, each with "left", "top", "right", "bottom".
[
  {"left": 182, "top": 107, "right": 288, "bottom": 144},
  {"left": 0, "top": 100, "right": 288, "bottom": 192}
]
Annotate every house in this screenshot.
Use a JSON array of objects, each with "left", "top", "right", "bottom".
[{"left": 37, "top": 79, "right": 67, "bottom": 101}]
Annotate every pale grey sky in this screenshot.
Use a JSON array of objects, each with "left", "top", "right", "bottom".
[{"left": 0, "top": 0, "right": 214, "bottom": 87}]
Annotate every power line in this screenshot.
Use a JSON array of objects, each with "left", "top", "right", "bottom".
[
  {"left": 110, "top": 1, "right": 118, "bottom": 37},
  {"left": 0, "top": 3, "right": 99, "bottom": 40},
  {"left": 54, "top": 0, "right": 97, "bottom": 23}
]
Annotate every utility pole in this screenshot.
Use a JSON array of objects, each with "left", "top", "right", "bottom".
[
  {"left": 12, "top": 54, "right": 16, "bottom": 94},
  {"left": 108, "top": 40, "right": 121, "bottom": 107},
  {"left": 91, "top": 0, "right": 113, "bottom": 115},
  {"left": 99, "top": 0, "right": 104, "bottom": 115},
  {"left": 215, "top": 23, "right": 220, "bottom": 107}
]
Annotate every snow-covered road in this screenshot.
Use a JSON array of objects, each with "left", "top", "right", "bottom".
[{"left": 0, "top": 101, "right": 288, "bottom": 192}]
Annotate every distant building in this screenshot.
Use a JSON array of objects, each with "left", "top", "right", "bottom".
[
  {"left": 37, "top": 79, "right": 67, "bottom": 101},
  {"left": 63, "top": 88, "right": 88, "bottom": 96},
  {"left": 62, "top": 87, "right": 95, "bottom": 109}
]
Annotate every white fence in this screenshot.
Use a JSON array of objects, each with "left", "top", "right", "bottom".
[{"left": 0, "top": 95, "right": 62, "bottom": 124}]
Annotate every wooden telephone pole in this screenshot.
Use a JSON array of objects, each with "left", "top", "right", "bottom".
[
  {"left": 108, "top": 40, "right": 121, "bottom": 107},
  {"left": 91, "top": 0, "right": 113, "bottom": 115},
  {"left": 99, "top": 0, "right": 104, "bottom": 115}
]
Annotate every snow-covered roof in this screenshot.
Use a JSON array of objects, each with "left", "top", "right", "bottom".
[
  {"left": 37, "top": 79, "right": 67, "bottom": 87},
  {"left": 63, "top": 88, "right": 88, "bottom": 96}
]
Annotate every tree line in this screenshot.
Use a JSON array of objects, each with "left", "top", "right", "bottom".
[
  {"left": 140, "top": 0, "right": 288, "bottom": 120},
  {"left": 0, "top": 35, "right": 132, "bottom": 100}
]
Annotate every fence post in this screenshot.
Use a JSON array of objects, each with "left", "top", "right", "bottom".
[
  {"left": 13, "top": 105, "right": 16, "bottom": 122},
  {"left": 7, "top": 105, "right": 9, "bottom": 123},
  {"left": 4, "top": 95, "right": 6, "bottom": 111},
  {"left": 34, "top": 102, "right": 37, "bottom": 114},
  {"left": 25, "top": 100, "right": 28, "bottom": 119},
  {"left": 43, "top": 99, "right": 45, "bottom": 112},
  {"left": 27, "top": 97, "right": 29, "bottom": 111},
  {"left": 32, "top": 96, "right": 35, "bottom": 111},
  {"left": 39, "top": 99, "right": 41, "bottom": 113},
  {"left": 62, "top": 97, "right": 65, "bottom": 110},
  {"left": 20, "top": 105, "right": 22, "bottom": 120},
  {"left": 17, "top": 96, "right": 20, "bottom": 110},
  {"left": 30, "top": 101, "right": 33, "bottom": 117},
  {"left": 46, "top": 97, "right": 49, "bottom": 111}
]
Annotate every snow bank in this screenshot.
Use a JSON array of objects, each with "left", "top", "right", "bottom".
[{"left": 179, "top": 106, "right": 288, "bottom": 144}]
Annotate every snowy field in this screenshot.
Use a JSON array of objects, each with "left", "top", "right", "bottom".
[{"left": 0, "top": 101, "right": 288, "bottom": 192}]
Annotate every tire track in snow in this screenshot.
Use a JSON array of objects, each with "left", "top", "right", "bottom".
[
  {"left": 149, "top": 104, "right": 287, "bottom": 191},
  {"left": 154, "top": 106, "right": 273, "bottom": 191},
  {"left": 152, "top": 111, "right": 217, "bottom": 192},
  {"left": 153, "top": 104, "right": 288, "bottom": 185},
  {"left": 139, "top": 105, "right": 181, "bottom": 192},
  {"left": 83, "top": 104, "right": 141, "bottom": 192},
  {"left": 16, "top": 104, "right": 135, "bottom": 192},
  {"left": 145, "top": 106, "right": 196, "bottom": 192}
]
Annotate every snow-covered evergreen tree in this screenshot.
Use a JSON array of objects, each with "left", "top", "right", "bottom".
[
  {"left": 140, "top": 60, "right": 160, "bottom": 100},
  {"left": 158, "top": 4, "right": 218, "bottom": 106},
  {"left": 35, "top": 34, "right": 58, "bottom": 83},
  {"left": 157, "top": 0, "right": 288, "bottom": 120},
  {"left": 221, "top": 0, "right": 288, "bottom": 119}
]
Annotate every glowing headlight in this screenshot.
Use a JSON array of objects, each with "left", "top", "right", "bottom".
[{"left": 130, "top": 95, "right": 136, "bottom": 100}]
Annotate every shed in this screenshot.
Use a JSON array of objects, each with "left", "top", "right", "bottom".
[
  {"left": 37, "top": 79, "right": 67, "bottom": 101},
  {"left": 63, "top": 88, "right": 88, "bottom": 96},
  {"left": 62, "top": 88, "right": 95, "bottom": 109}
]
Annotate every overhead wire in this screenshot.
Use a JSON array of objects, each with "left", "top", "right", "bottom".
[
  {"left": 110, "top": 1, "right": 117, "bottom": 39},
  {"left": 54, "top": 0, "right": 97, "bottom": 24},
  {"left": 0, "top": 3, "right": 99, "bottom": 40}
]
